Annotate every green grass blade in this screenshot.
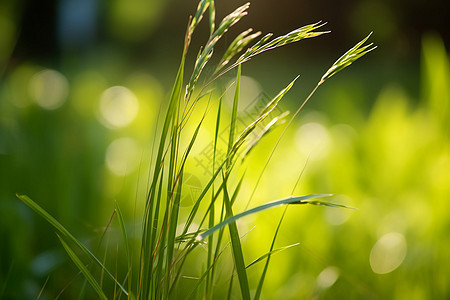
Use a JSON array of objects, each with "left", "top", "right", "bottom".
[
  {"left": 246, "top": 243, "right": 300, "bottom": 269},
  {"left": 222, "top": 176, "right": 250, "bottom": 300},
  {"left": 16, "top": 194, "right": 128, "bottom": 296},
  {"left": 114, "top": 201, "right": 131, "bottom": 293},
  {"left": 140, "top": 35, "right": 186, "bottom": 298},
  {"left": 206, "top": 95, "right": 223, "bottom": 298},
  {"left": 232, "top": 76, "right": 299, "bottom": 154},
  {"left": 208, "top": 0, "right": 215, "bottom": 35},
  {"left": 227, "top": 64, "right": 241, "bottom": 161},
  {"left": 57, "top": 235, "right": 108, "bottom": 300},
  {"left": 196, "top": 194, "right": 334, "bottom": 241},
  {"left": 253, "top": 207, "right": 287, "bottom": 300},
  {"left": 242, "top": 111, "right": 290, "bottom": 161},
  {"left": 181, "top": 157, "right": 228, "bottom": 235},
  {"left": 165, "top": 170, "right": 183, "bottom": 298},
  {"left": 226, "top": 268, "right": 234, "bottom": 300}
]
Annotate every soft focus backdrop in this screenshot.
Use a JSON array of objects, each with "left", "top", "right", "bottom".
[{"left": 1, "top": 0, "right": 449, "bottom": 299}]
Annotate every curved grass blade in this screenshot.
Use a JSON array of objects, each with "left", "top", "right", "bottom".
[
  {"left": 16, "top": 194, "right": 128, "bottom": 296},
  {"left": 246, "top": 243, "right": 300, "bottom": 269},
  {"left": 57, "top": 235, "right": 108, "bottom": 300},
  {"left": 242, "top": 110, "right": 290, "bottom": 161},
  {"left": 196, "top": 194, "right": 335, "bottom": 241}
]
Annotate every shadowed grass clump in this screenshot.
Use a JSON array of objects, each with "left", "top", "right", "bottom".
[{"left": 17, "top": 0, "right": 374, "bottom": 298}]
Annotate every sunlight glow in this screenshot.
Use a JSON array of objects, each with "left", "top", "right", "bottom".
[
  {"left": 317, "top": 266, "right": 340, "bottom": 289},
  {"left": 225, "top": 75, "right": 262, "bottom": 112},
  {"left": 295, "top": 122, "right": 331, "bottom": 159},
  {"left": 370, "top": 232, "right": 407, "bottom": 274},
  {"left": 99, "top": 86, "right": 139, "bottom": 128},
  {"left": 28, "top": 69, "right": 69, "bottom": 110},
  {"left": 105, "top": 137, "right": 139, "bottom": 176},
  {"left": 324, "top": 196, "right": 353, "bottom": 225}
]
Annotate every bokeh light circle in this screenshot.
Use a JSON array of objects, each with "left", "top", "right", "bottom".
[
  {"left": 105, "top": 137, "right": 140, "bottom": 176},
  {"left": 28, "top": 69, "right": 69, "bottom": 110},
  {"left": 99, "top": 86, "right": 139, "bottom": 128},
  {"left": 317, "top": 266, "right": 340, "bottom": 289},
  {"left": 295, "top": 122, "right": 331, "bottom": 159},
  {"left": 370, "top": 232, "right": 407, "bottom": 274}
]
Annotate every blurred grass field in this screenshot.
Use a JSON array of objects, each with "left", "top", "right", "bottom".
[{"left": 1, "top": 1, "right": 449, "bottom": 299}]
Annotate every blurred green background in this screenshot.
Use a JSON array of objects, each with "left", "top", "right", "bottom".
[{"left": 1, "top": 0, "right": 449, "bottom": 299}]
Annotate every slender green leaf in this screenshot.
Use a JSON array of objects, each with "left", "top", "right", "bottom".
[
  {"left": 246, "top": 243, "right": 299, "bottom": 269},
  {"left": 254, "top": 207, "right": 287, "bottom": 300},
  {"left": 222, "top": 175, "right": 250, "bottom": 300},
  {"left": 16, "top": 194, "right": 128, "bottom": 296},
  {"left": 57, "top": 235, "right": 108, "bottom": 300},
  {"left": 208, "top": 0, "right": 215, "bottom": 35},
  {"left": 196, "top": 194, "right": 334, "bottom": 241},
  {"left": 242, "top": 111, "right": 290, "bottom": 161},
  {"left": 231, "top": 76, "right": 299, "bottom": 154},
  {"left": 114, "top": 201, "right": 131, "bottom": 294}
]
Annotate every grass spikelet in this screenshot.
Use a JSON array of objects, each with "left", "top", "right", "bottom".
[{"left": 320, "top": 32, "right": 377, "bottom": 84}]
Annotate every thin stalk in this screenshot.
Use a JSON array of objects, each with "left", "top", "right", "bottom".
[{"left": 245, "top": 83, "right": 320, "bottom": 210}]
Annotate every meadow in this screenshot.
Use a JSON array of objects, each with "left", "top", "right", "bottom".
[{"left": 0, "top": 0, "right": 449, "bottom": 299}]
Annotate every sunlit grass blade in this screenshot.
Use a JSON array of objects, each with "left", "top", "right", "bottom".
[
  {"left": 139, "top": 28, "right": 187, "bottom": 297},
  {"left": 16, "top": 194, "right": 128, "bottom": 296},
  {"left": 320, "top": 32, "right": 376, "bottom": 84},
  {"left": 242, "top": 111, "right": 290, "bottom": 161},
  {"left": 215, "top": 29, "right": 262, "bottom": 74},
  {"left": 253, "top": 206, "right": 288, "bottom": 300},
  {"left": 227, "top": 64, "right": 241, "bottom": 162},
  {"left": 301, "top": 199, "right": 356, "bottom": 208},
  {"left": 165, "top": 171, "right": 183, "bottom": 298},
  {"left": 226, "top": 268, "right": 234, "bottom": 300},
  {"left": 206, "top": 93, "right": 223, "bottom": 299},
  {"left": 222, "top": 175, "right": 251, "bottom": 300},
  {"left": 208, "top": 0, "right": 215, "bottom": 34},
  {"left": 231, "top": 76, "right": 298, "bottom": 154},
  {"left": 246, "top": 243, "right": 299, "bottom": 269},
  {"left": 220, "top": 63, "right": 250, "bottom": 299},
  {"left": 57, "top": 235, "right": 108, "bottom": 300},
  {"left": 196, "top": 194, "right": 332, "bottom": 241}
]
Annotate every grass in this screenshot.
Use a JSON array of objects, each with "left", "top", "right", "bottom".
[{"left": 16, "top": 0, "right": 375, "bottom": 299}]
